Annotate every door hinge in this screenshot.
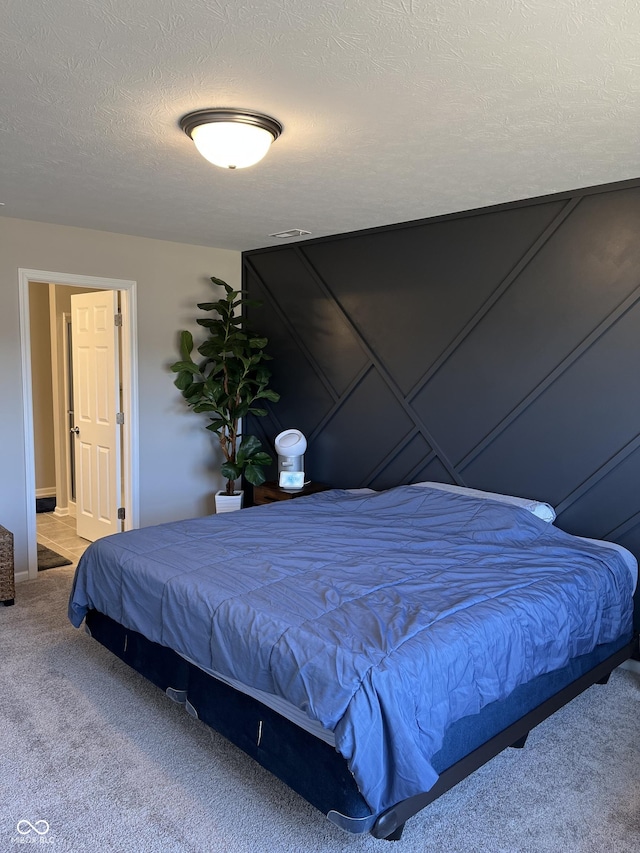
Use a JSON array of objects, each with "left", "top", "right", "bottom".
[
  {"left": 117, "top": 507, "right": 126, "bottom": 520},
  {"left": 114, "top": 313, "right": 123, "bottom": 327},
  {"left": 116, "top": 412, "right": 124, "bottom": 425}
]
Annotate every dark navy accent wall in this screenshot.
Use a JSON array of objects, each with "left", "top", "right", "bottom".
[{"left": 243, "top": 180, "right": 640, "bottom": 563}]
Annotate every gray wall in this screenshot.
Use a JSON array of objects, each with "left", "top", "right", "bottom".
[
  {"left": 1, "top": 216, "right": 240, "bottom": 577},
  {"left": 28, "top": 283, "right": 56, "bottom": 493},
  {"left": 244, "top": 181, "right": 640, "bottom": 565}
]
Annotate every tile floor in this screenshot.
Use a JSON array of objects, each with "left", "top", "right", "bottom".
[{"left": 36, "top": 512, "right": 91, "bottom": 567}]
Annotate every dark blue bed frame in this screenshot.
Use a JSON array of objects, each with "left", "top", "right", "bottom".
[{"left": 84, "top": 600, "right": 639, "bottom": 841}]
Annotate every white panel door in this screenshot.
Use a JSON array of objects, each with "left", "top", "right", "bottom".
[{"left": 71, "top": 291, "right": 121, "bottom": 541}]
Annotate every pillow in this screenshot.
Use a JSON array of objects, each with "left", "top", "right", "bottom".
[{"left": 410, "top": 481, "right": 556, "bottom": 522}]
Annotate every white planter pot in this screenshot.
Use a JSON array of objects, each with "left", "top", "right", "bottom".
[{"left": 214, "top": 490, "right": 244, "bottom": 513}]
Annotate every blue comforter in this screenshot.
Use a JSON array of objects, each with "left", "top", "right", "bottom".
[{"left": 68, "top": 486, "right": 634, "bottom": 813}]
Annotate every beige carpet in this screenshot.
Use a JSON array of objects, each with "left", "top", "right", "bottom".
[{"left": 1, "top": 566, "right": 638, "bottom": 852}]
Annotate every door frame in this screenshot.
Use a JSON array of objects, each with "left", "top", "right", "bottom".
[{"left": 19, "top": 269, "right": 139, "bottom": 580}]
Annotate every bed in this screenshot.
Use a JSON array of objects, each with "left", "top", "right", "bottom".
[{"left": 68, "top": 483, "right": 639, "bottom": 840}]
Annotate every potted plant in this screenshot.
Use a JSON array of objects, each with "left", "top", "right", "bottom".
[{"left": 170, "top": 276, "right": 280, "bottom": 512}]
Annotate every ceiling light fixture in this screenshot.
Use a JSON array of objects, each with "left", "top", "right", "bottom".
[{"left": 180, "top": 109, "right": 283, "bottom": 170}]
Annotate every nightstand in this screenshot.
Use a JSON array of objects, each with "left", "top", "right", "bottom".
[{"left": 253, "top": 481, "right": 330, "bottom": 506}]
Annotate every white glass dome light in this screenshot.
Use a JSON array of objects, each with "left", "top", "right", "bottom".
[
  {"left": 191, "top": 122, "right": 273, "bottom": 169},
  {"left": 180, "top": 109, "right": 283, "bottom": 170}
]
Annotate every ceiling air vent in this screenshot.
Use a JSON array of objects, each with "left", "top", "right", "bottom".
[{"left": 269, "top": 229, "right": 311, "bottom": 239}]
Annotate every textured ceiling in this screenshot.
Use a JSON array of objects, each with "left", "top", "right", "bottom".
[{"left": 2, "top": 0, "right": 639, "bottom": 251}]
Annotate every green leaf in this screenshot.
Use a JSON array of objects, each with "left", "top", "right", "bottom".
[
  {"left": 192, "top": 403, "right": 219, "bottom": 413},
  {"left": 251, "top": 451, "right": 272, "bottom": 466},
  {"left": 259, "top": 390, "right": 280, "bottom": 403},
  {"left": 243, "top": 464, "right": 267, "bottom": 486},
  {"left": 238, "top": 435, "right": 262, "bottom": 456},
  {"left": 198, "top": 341, "right": 223, "bottom": 357},
  {"left": 179, "top": 330, "right": 194, "bottom": 360},
  {"left": 221, "top": 461, "right": 241, "bottom": 480},
  {"left": 170, "top": 361, "right": 200, "bottom": 375},
  {"left": 174, "top": 371, "right": 194, "bottom": 391},
  {"left": 248, "top": 337, "right": 268, "bottom": 349},
  {"left": 205, "top": 419, "right": 227, "bottom": 432},
  {"left": 184, "top": 381, "right": 204, "bottom": 400},
  {"left": 196, "top": 318, "right": 224, "bottom": 328},
  {"left": 196, "top": 301, "right": 225, "bottom": 311}
]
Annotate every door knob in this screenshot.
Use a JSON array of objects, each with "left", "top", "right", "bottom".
[{"left": 70, "top": 426, "right": 80, "bottom": 435}]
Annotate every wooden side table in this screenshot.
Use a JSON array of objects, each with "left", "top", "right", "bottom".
[
  {"left": 253, "top": 481, "right": 330, "bottom": 506},
  {"left": 0, "top": 525, "right": 15, "bottom": 606}
]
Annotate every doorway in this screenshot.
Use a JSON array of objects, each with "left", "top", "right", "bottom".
[{"left": 19, "top": 269, "right": 139, "bottom": 580}]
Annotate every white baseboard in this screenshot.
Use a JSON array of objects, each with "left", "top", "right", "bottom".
[
  {"left": 619, "top": 658, "right": 640, "bottom": 676},
  {"left": 53, "top": 507, "right": 70, "bottom": 517},
  {"left": 35, "top": 488, "right": 56, "bottom": 498},
  {"left": 14, "top": 570, "right": 29, "bottom": 584}
]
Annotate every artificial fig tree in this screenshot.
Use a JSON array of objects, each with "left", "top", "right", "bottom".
[{"left": 170, "top": 276, "right": 279, "bottom": 496}]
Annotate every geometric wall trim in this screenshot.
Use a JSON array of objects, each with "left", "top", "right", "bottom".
[{"left": 244, "top": 179, "right": 640, "bottom": 563}]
